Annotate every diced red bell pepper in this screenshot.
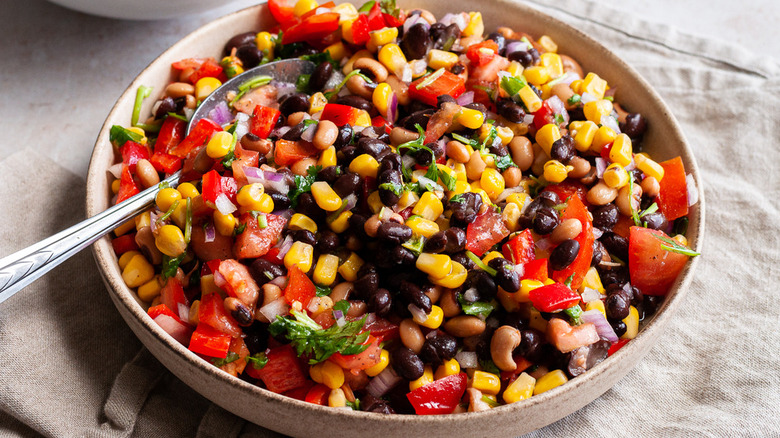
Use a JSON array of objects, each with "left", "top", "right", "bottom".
[
  {"left": 233, "top": 213, "right": 287, "bottom": 259},
  {"left": 607, "top": 338, "right": 630, "bottom": 356},
  {"left": 201, "top": 170, "right": 238, "bottom": 205},
  {"left": 198, "top": 292, "right": 243, "bottom": 338},
  {"left": 155, "top": 117, "right": 186, "bottom": 154},
  {"left": 320, "top": 103, "right": 362, "bottom": 127},
  {"left": 268, "top": 0, "right": 296, "bottom": 26},
  {"left": 549, "top": 195, "right": 594, "bottom": 290},
  {"left": 600, "top": 142, "right": 614, "bottom": 162},
  {"left": 522, "top": 258, "right": 549, "bottom": 282},
  {"left": 284, "top": 264, "right": 316, "bottom": 308},
  {"left": 189, "top": 323, "right": 232, "bottom": 359},
  {"left": 120, "top": 141, "right": 150, "bottom": 172},
  {"left": 533, "top": 101, "right": 556, "bottom": 130},
  {"left": 304, "top": 383, "right": 330, "bottom": 405},
  {"left": 168, "top": 118, "right": 222, "bottom": 158},
  {"left": 188, "top": 58, "right": 223, "bottom": 85},
  {"left": 251, "top": 344, "right": 308, "bottom": 394},
  {"left": 284, "top": 381, "right": 315, "bottom": 401},
  {"left": 367, "top": 2, "right": 386, "bottom": 30},
  {"left": 502, "top": 229, "right": 535, "bottom": 265},
  {"left": 466, "top": 40, "right": 499, "bottom": 67},
  {"left": 656, "top": 156, "right": 689, "bottom": 221},
  {"left": 274, "top": 139, "right": 319, "bottom": 167},
  {"left": 349, "top": 13, "right": 371, "bottom": 45},
  {"left": 409, "top": 70, "right": 466, "bottom": 107},
  {"left": 466, "top": 211, "right": 510, "bottom": 257},
  {"left": 112, "top": 233, "right": 139, "bottom": 256},
  {"left": 148, "top": 303, "right": 182, "bottom": 322},
  {"left": 150, "top": 151, "right": 182, "bottom": 174},
  {"left": 329, "top": 335, "right": 381, "bottom": 371},
  {"left": 544, "top": 181, "right": 589, "bottom": 205},
  {"left": 249, "top": 105, "right": 282, "bottom": 139},
  {"left": 116, "top": 165, "right": 140, "bottom": 204},
  {"left": 372, "top": 115, "right": 393, "bottom": 132},
  {"left": 300, "top": 1, "right": 335, "bottom": 19},
  {"left": 282, "top": 12, "right": 340, "bottom": 44},
  {"left": 382, "top": 12, "right": 404, "bottom": 28},
  {"left": 528, "top": 282, "right": 580, "bottom": 312},
  {"left": 628, "top": 226, "right": 691, "bottom": 296},
  {"left": 499, "top": 355, "right": 533, "bottom": 382},
  {"left": 406, "top": 372, "right": 468, "bottom": 415},
  {"left": 160, "top": 277, "right": 188, "bottom": 315}
]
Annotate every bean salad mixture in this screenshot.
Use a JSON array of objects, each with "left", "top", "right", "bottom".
[{"left": 109, "top": 0, "right": 700, "bottom": 415}]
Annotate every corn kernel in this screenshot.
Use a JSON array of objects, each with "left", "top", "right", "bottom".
[
  {"left": 137, "top": 276, "right": 163, "bottom": 302},
  {"left": 535, "top": 123, "right": 561, "bottom": 156},
  {"left": 177, "top": 182, "right": 199, "bottom": 199},
  {"left": 516, "top": 279, "right": 544, "bottom": 303},
  {"left": 634, "top": 153, "right": 665, "bottom": 181},
  {"left": 412, "top": 192, "right": 444, "bottom": 221},
  {"left": 583, "top": 99, "right": 614, "bottom": 124},
  {"left": 328, "top": 388, "right": 347, "bottom": 408},
  {"left": 409, "top": 365, "right": 434, "bottom": 391},
  {"left": 365, "top": 349, "right": 390, "bottom": 377},
  {"left": 541, "top": 52, "right": 563, "bottom": 79},
  {"left": 415, "top": 305, "right": 444, "bottom": 329},
  {"left": 195, "top": 77, "right": 222, "bottom": 101},
  {"left": 495, "top": 126, "right": 514, "bottom": 145},
  {"left": 471, "top": 370, "right": 501, "bottom": 395},
  {"left": 457, "top": 107, "right": 486, "bottom": 130},
  {"left": 673, "top": 234, "right": 688, "bottom": 247},
  {"left": 284, "top": 241, "right": 314, "bottom": 273},
  {"left": 462, "top": 12, "right": 484, "bottom": 37},
  {"left": 310, "top": 181, "right": 342, "bottom": 212},
  {"left": 372, "top": 82, "right": 394, "bottom": 119},
  {"left": 338, "top": 252, "right": 364, "bottom": 282},
  {"left": 621, "top": 305, "right": 639, "bottom": 340},
  {"left": 370, "top": 26, "right": 398, "bottom": 47},
  {"left": 309, "top": 363, "right": 324, "bottom": 383},
  {"left": 331, "top": 2, "right": 358, "bottom": 22},
  {"left": 293, "top": 0, "right": 317, "bottom": 16},
  {"left": 127, "top": 127, "right": 147, "bottom": 145},
  {"left": 253, "top": 193, "right": 275, "bottom": 213},
  {"left": 537, "top": 35, "right": 558, "bottom": 53},
  {"left": 406, "top": 215, "right": 440, "bottom": 238},
  {"left": 517, "top": 85, "right": 542, "bottom": 112},
  {"left": 206, "top": 131, "right": 234, "bottom": 159},
  {"left": 114, "top": 219, "right": 135, "bottom": 237},
  {"left": 603, "top": 163, "right": 629, "bottom": 188},
  {"left": 448, "top": 180, "right": 471, "bottom": 199},
  {"left": 434, "top": 358, "right": 461, "bottom": 380},
  {"left": 507, "top": 193, "right": 531, "bottom": 212},
  {"left": 569, "top": 120, "right": 598, "bottom": 152},
  {"left": 377, "top": 44, "right": 407, "bottom": 75},
  {"left": 309, "top": 91, "right": 328, "bottom": 114},
  {"left": 118, "top": 251, "right": 141, "bottom": 271},
  {"left": 502, "top": 202, "right": 522, "bottom": 232},
  {"left": 430, "top": 261, "right": 467, "bottom": 288},
  {"left": 585, "top": 299, "right": 607, "bottom": 319},
  {"left": 321, "top": 360, "right": 345, "bottom": 389},
  {"left": 213, "top": 211, "right": 237, "bottom": 237},
  {"left": 122, "top": 254, "right": 155, "bottom": 288},
  {"left": 348, "top": 154, "right": 380, "bottom": 179},
  {"left": 289, "top": 213, "right": 318, "bottom": 233},
  {"left": 591, "top": 125, "right": 617, "bottom": 153},
  {"left": 427, "top": 49, "right": 459, "bottom": 70},
  {"left": 582, "top": 267, "right": 605, "bottom": 293},
  {"left": 523, "top": 66, "right": 551, "bottom": 86},
  {"left": 533, "top": 369, "right": 568, "bottom": 395},
  {"left": 528, "top": 306, "right": 547, "bottom": 332},
  {"left": 318, "top": 145, "right": 337, "bottom": 168},
  {"left": 313, "top": 254, "right": 339, "bottom": 286},
  {"left": 481, "top": 251, "right": 503, "bottom": 266},
  {"left": 155, "top": 224, "right": 186, "bottom": 257},
  {"left": 236, "top": 183, "right": 264, "bottom": 208},
  {"left": 396, "top": 190, "right": 419, "bottom": 211},
  {"left": 134, "top": 212, "right": 151, "bottom": 232},
  {"left": 480, "top": 168, "right": 505, "bottom": 201},
  {"left": 367, "top": 191, "right": 384, "bottom": 214},
  {"left": 543, "top": 160, "right": 569, "bottom": 183},
  {"left": 609, "top": 134, "right": 633, "bottom": 167},
  {"left": 200, "top": 274, "right": 221, "bottom": 296},
  {"left": 581, "top": 72, "right": 608, "bottom": 99},
  {"left": 416, "top": 253, "right": 452, "bottom": 280},
  {"left": 255, "top": 32, "right": 274, "bottom": 59},
  {"left": 156, "top": 187, "right": 182, "bottom": 212},
  {"left": 503, "top": 372, "right": 536, "bottom": 403},
  {"left": 328, "top": 210, "right": 352, "bottom": 234},
  {"left": 111, "top": 178, "right": 121, "bottom": 194}
]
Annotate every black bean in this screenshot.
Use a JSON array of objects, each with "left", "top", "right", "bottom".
[
  {"left": 242, "top": 322, "right": 269, "bottom": 354},
  {"left": 235, "top": 45, "right": 264, "bottom": 69},
  {"left": 489, "top": 257, "right": 520, "bottom": 292},
  {"left": 591, "top": 239, "right": 605, "bottom": 267},
  {"left": 333, "top": 124, "right": 353, "bottom": 149},
  {"left": 401, "top": 22, "right": 431, "bottom": 60},
  {"left": 154, "top": 97, "right": 177, "bottom": 119},
  {"left": 592, "top": 204, "right": 619, "bottom": 231},
  {"left": 600, "top": 232, "right": 629, "bottom": 261},
  {"left": 368, "top": 288, "right": 393, "bottom": 316},
  {"left": 464, "top": 270, "right": 497, "bottom": 301},
  {"left": 533, "top": 207, "right": 560, "bottom": 235},
  {"left": 348, "top": 214, "right": 368, "bottom": 239},
  {"left": 354, "top": 271, "right": 379, "bottom": 299},
  {"left": 437, "top": 94, "right": 457, "bottom": 108},
  {"left": 392, "top": 347, "right": 425, "bottom": 380},
  {"left": 358, "top": 137, "right": 390, "bottom": 158},
  {"left": 289, "top": 229, "right": 316, "bottom": 246},
  {"left": 358, "top": 126, "right": 391, "bottom": 144},
  {"left": 317, "top": 230, "right": 340, "bottom": 253},
  {"left": 362, "top": 394, "right": 396, "bottom": 414},
  {"left": 644, "top": 295, "right": 662, "bottom": 317},
  {"left": 605, "top": 292, "right": 630, "bottom": 320},
  {"left": 620, "top": 113, "right": 647, "bottom": 139},
  {"left": 486, "top": 32, "right": 506, "bottom": 54},
  {"left": 281, "top": 122, "right": 306, "bottom": 141},
  {"left": 308, "top": 61, "right": 333, "bottom": 92},
  {"left": 379, "top": 153, "right": 402, "bottom": 174},
  {"left": 336, "top": 94, "right": 372, "bottom": 112},
  {"left": 400, "top": 280, "right": 431, "bottom": 313},
  {"left": 331, "top": 172, "right": 360, "bottom": 198},
  {"left": 430, "top": 23, "right": 460, "bottom": 50},
  {"left": 507, "top": 49, "right": 534, "bottom": 67},
  {"left": 502, "top": 312, "right": 527, "bottom": 331},
  {"left": 266, "top": 191, "right": 290, "bottom": 211},
  {"left": 376, "top": 221, "right": 412, "bottom": 244},
  {"left": 443, "top": 228, "right": 466, "bottom": 253},
  {"left": 448, "top": 192, "right": 483, "bottom": 228},
  {"left": 378, "top": 170, "right": 403, "bottom": 206},
  {"left": 249, "top": 259, "right": 285, "bottom": 286},
  {"left": 399, "top": 109, "right": 433, "bottom": 131},
  {"left": 278, "top": 93, "right": 310, "bottom": 116},
  {"left": 419, "top": 333, "right": 458, "bottom": 366},
  {"left": 598, "top": 266, "right": 629, "bottom": 289},
  {"left": 340, "top": 145, "right": 359, "bottom": 163},
  {"left": 611, "top": 320, "right": 627, "bottom": 337},
  {"left": 630, "top": 285, "right": 644, "bottom": 307},
  {"left": 451, "top": 252, "right": 474, "bottom": 270},
  {"left": 296, "top": 193, "right": 325, "bottom": 222},
  {"left": 517, "top": 328, "right": 544, "bottom": 361},
  {"left": 451, "top": 63, "right": 465, "bottom": 75},
  {"left": 464, "top": 102, "right": 488, "bottom": 115},
  {"left": 642, "top": 212, "right": 669, "bottom": 231},
  {"left": 496, "top": 98, "right": 525, "bottom": 123},
  {"left": 424, "top": 231, "right": 448, "bottom": 253},
  {"left": 550, "top": 135, "right": 575, "bottom": 163},
  {"left": 487, "top": 140, "right": 508, "bottom": 157},
  {"left": 224, "top": 32, "right": 257, "bottom": 55},
  {"left": 550, "top": 239, "right": 580, "bottom": 271}
]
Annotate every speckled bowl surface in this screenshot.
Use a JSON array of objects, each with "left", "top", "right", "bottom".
[{"left": 86, "top": 1, "right": 704, "bottom": 436}]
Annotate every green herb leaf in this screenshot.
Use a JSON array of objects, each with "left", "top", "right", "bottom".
[
  {"left": 378, "top": 182, "right": 405, "bottom": 196},
  {"left": 567, "top": 94, "right": 582, "bottom": 105},
  {"left": 289, "top": 165, "right": 322, "bottom": 207},
  {"left": 401, "top": 234, "right": 425, "bottom": 256},
  {"left": 604, "top": 96, "right": 614, "bottom": 102},
  {"left": 439, "top": 169, "right": 457, "bottom": 191},
  {"left": 628, "top": 178, "right": 642, "bottom": 226},
  {"left": 553, "top": 114, "right": 565, "bottom": 125},
  {"left": 639, "top": 202, "right": 659, "bottom": 218},
  {"left": 465, "top": 250, "right": 497, "bottom": 276},
  {"left": 184, "top": 198, "right": 193, "bottom": 244},
  {"left": 109, "top": 125, "right": 144, "bottom": 146},
  {"left": 379, "top": 0, "right": 399, "bottom": 17},
  {"left": 357, "top": 0, "right": 375, "bottom": 12},
  {"left": 333, "top": 300, "right": 351, "bottom": 313},
  {"left": 478, "top": 358, "right": 501, "bottom": 375},
  {"left": 458, "top": 295, "right": 497, "bottom": 319},
  {"left": 315, "top": 285, "right": 332, "bottom": 297},
  {"left": 212, "top": 351, "right": 240, "bottom": 367},
  {"left": 132, "top": 85, "right": 153, "bottom": 127},
  {"left": 157, "top": 199, "right": 180, "bottom": 224},
  {"left": 166, "top": 112, "right": 188, "bottom": 122},
  {"left": 301, "top": 51, "right": 339, "bottom": 70},
  {"left": 449, "top": 193, "right": 465, "bottom": 204},
  {"left": 491, "top": 154, "right": 516, "bottom": 171},
  {"left": 481, "top": 395, "right": 500, "bottom": 407},
  {"left": 651, "top": 233, "right": 700, "bottom": 257},
  {"left": 346, "top": 399, "right": 361, "bottom": 410},
  {"left": 230, "top": 76, "right": 272, "bottom": 106},
  {"left": 246, "top": 352, "right": 269, "bottom": 370},
  {"left": 268, "top": 310, "right": 369, "bottom": 364},
  {"left": 397, "top": 125, "right": 435, "bottom": 166},
  {"left": 564, "top": 304, "right": 582, "bottom": 325},
  {"left": 233, "top": 222, "right": 246, "bottom": 236},
  {"left": 451, "top": 132, "right": 479, "bottom": 149},
  {"left": 564, "top": 273, "right": 575, "bottom": 288},
  {"left": 416, "top": 68, "right": 445, "bottom": 90},
  {"left": 295, "top": 74, "right": 311, "bottom": 93},
  {"left": 500, "top": 74, "right": 526, "bottom": 97},
  {"left": 161, "top": 254, "right": 185, "bottom": 280}
]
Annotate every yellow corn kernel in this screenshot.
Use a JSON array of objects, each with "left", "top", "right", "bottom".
[
  {"left": 313, "top": 254, "right": 340, "bottom": 286},
  {"left": 111, "top": 178, "right": 121, "bottom": 194},
  {"left": 118, "top": 250, "right": 141, "bottom": 270},
  {"left": 495, "top": 126, "right": 514, "bottom": 145},
  {"left": 312, "top": 145, "right": 335, "bottom": 167},
  {"left": 581, "top": 72, "right": 608, "bottom": 99},
  {"left": 127, "top": 127, "right": 147, "bottom": 145},
  {"left": 569, "top": 79, "right": 584, "bottom": 95},
  {"left": 535, "top": 123, "right": 562, "bottom": 156},
  {"left": 284, "top": 241, "right": 314, "bottom": 273},
  {"left": 213, "top": 211, "right": 237, "bottom": 237},
  {"left": 155, "top": 225, "right": 186, "bottom": 257},
  {"left": 321, "top": 360, "right": 345, "bottom": 389},
  {"left": 356, "top": 111, "right": 373, "bottom": 127},
  {"left": 582, "top": 267, "right": 605, "bottom": 293},
  {"left": 253, "top": 193, "right": 274, "bottom": 213},
  {"left": 289, "top": 213, "right": 318, "bottom": 233},
  {"left": 409, "top": 365, "right": 434, "bottom": 391},
  {"left": 427, "top": 49, "right": 459, "bottom": 70},
  {"left": 293, "top": 0, "right": 317, "bottom": 16},
  {"left": 591, "top": 125, "right": 617, "bottom": 153},
  {"left": 200, "top": 274, "right": 222, "bottom": 296},
  {"left": 448, "top": 161, "right": 468, "bottom": 181},
  {"left": 310, "top": 181, "right": 342, "bottom": 212},
  {"left": 367, "top": 191, "right": 383, "bottom": 214},
  {"left": 255, "top": 32, "right": 274, "bottom": 59},
  {"left": 365, "top": 349, "right": 390, "bottom": 377},
  {"left": 537, "top": 35, "right": 558, "bottom": 53},
  {"left": 406, "top": 216, "right": 440, "bottom": 238},
  {"left": 411, "top": 192, "right": 444, "bottom": 221},
  {"left": 328, "top": 388, "right": 347, "bottom": 408},
  {"left": 533, "top": 369, "right": 568, "bottom": 395},
  {"left": 328, "top": 210, "right": 352, "bottom": 233},
  {"left": 134, "top": 212, "right": 151, "bottom": 232},
  {"left": 523, "top": 66, "right": 551, "bottom": 86},
  {"left": 673, "top": 234, "right": 688, "bottom": 247},
  {"left": 634, "top": 153, "right": 665, "bottom": 181},
  {"left": 603, "top": 163, "right": 629, "bottom": 189},
  {"left": 114, "top": 219, "right": 135, "bottom": 237},
  {"left": 583, "top": 99, "right": 614, "bottom": 124},
  {"left": 122, "top": 254, "right": 155, "bottom": 288},
  {"left": 516, "top": 279, "right": 544, "bottom": 303},
  {"left": 377, "top": 43, "right": 407, "bottom": 75},
  {"left": 435, "top": 358, "right": 461, "bottom": 380},
  {"left": 541, "top": 52, "right": 563, "bottom": 79},
  {"left": 392, "top": 189, "right": 416, "bottom": 210},
  {"left": 507, "top": 192, "right": 531, "bottom": 212},
  {"left": 480, "top": 168, "right": 505, "bottom": 201},
  {"left": 309, "top": 91, "right": 328, "bottom": 114},
  {"left": 195, "top": 77, "right": 222, "bottom": 101},
  {"left": 372, "top": 82, "right": 394, "bottom": 119},
  {"left": 517, "top": 84, "right": 542, "bottom": 113},
  {"left": 448, "top": 180, "right": 471, "bottom": 199},
  {"left": 543, "top": 160, "right": 569, "bottom": 183},
  {"left": 481, "top": 251, "right": 503, "bottom": 266},
  {"left": 569, "top": 120, "right": 598, "bottom": 152},
  {"left": 457, "top": 107, "right": 486, "bottom": 130},
  {"left": 609, "top": 134, "right": 633, "bottom": 167},
  {"left": 172, "top": 201, "right": 188, "bottom": 229},
  {"left": 348, "top": 154, "right": 380, "bottom": 179},
  {"left": 321, "top": 43, "right": 348, "bottom": 66},
  {"left": 503, "top": 372, "right": 537, "bottom": 403},
  {"left": 528, "top": 306, "right": 547, "bottom": 332},
  {"left": 309, "top": 363, "right": 324, "bottom": 383},
  {"left": 206, "top": 131, "right": 234, "bottom": 159},
  {"left": 430, "top": 261, "right": 467, "bottom": 288},
  {"left": 220, "top": 56, "right": 244, "bottom": 79},
  {"left": 585, "top": 299, "right": 607, "bottom": 320},
  {"left": 471, "top": 370, "right": 501, "bottom": 395},
  {"left": 370, "top": 26, "right": 398, "bottom": 47},
  {"left": 416, "top": 253, "right": 452, "bottom": 280},
  {"left": 338, "top": 252, "right": 363, "bottom": 282},
  {"left": 177, "top": 182, "right": 199, "bottom": 199},
  {"left": 544, "top": 278, "right": 556, "bottom": 285},
  {"left": 137, "top": 276, "right": 163, "bottom": 302},
  {"left": 331, "top": 2, "right": 358, "bottom": 22},
  {"left": 462, "top": 12, "right": 484, "bottom": 37},
  {"left": 415, "top": 305, "right": 444, "bottom": 329},
  {"left": 156, "top": 187, "right": 182, "bottom": 212},
  {"left": 236, "top": 183, "right": 265, "bottom": 208},
  {"left": 502, "top": 202, "right": 522, "bottom": 232},
  {"left": 621, "top": 305, "right": 639, "bottom": 340},
  {"left": 470, "top": 187, "right": 492, "bottom": 207}
]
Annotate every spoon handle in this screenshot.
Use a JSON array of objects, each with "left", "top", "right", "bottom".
[{"left": 0, "top": 171, "right": 180, "bottom": 304}]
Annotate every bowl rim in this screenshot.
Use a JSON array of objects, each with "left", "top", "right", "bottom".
[{"left": 86, "top": 0, "right": 705, "bottom": 431}]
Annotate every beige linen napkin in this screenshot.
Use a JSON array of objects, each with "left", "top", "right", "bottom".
[{"left": 1, "top": 0, "right": 779, "bottom": 436}]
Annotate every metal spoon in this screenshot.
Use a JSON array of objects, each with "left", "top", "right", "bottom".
[{"left": 0, "top": 58, "right": 315, "bottom": 303}]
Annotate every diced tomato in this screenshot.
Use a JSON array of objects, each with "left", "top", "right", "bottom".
[
  {"left": 628, "top": 226, "right": 690, "bottom": 296},
  {"left": 466, "top": 211, "right": 510, "bottom": 257},
  {"left": 198, "top": 292, "right": 243, "bottom": 337},
  {"left": 304, "top": 383, "right": 330, "bottom": 405},
  {"left": 160, "top": 277, "right": 188, "bottom": 315},
  {"left": 249, "top": 105, "right": 282, "bottom": 139},
  {"left": 499, "top": 355, "right": 533, "bottom": 382},
  {"left": 116, "top": 165, "right": 140, "bottom": 204},
  {"left": 284, "top": 264, "right": 316, "bottom": 308},
  {"left": 149, "top": 151, "right": 182, "bottom": 174},
  {"left": 528, "top": 282, "right": 580, "bottom": 312},
  {"left": 502, "top": 229, "right": 535, "bottom": 265},
  {"left": 372, "top": 115, "right": 393, "bottom": 132},
  {"left": 220, "top": 337, "right": 251, "bottom": 377},
  {"left": 189, "top": 323, "right": 232, "bottom": 358},
  {"left": 171, "top": 57, "right": 207, "bottom": 71},
  {"left": 382, "top": 11, "right": 405, "bottom": 28},
  {"left": 522, "top": 258, "right": 549, "bottom": 282},
  {"left": 233, "top": 213, "right": 287, "bottom": 259},
  {"left": 466, "top": 40, "right": 499, "bottom": 66},
  {"left": 274, "top": 139, "right": 319, "bottom": 166},
  {"left": 409, "top": 70, "right": 466, "bottom": 107},
  {"left": 549, "top": 196, "right": 593, "bottom": 290},
  {"left": 111, "top": 233, "right": 139, "bottom": 255},
  {"left": 120, "top": 141, "right": 150, "bottom": 172},
  {"left": 320, "top": 103, "right": 362, "bottom": 127},
  {"left": 156, "top": 117, "right": 186, "bottom": 154},
  {"left": 231, "top": 143, "right": 260, "bottom": 186},
  {"left": 218, "top": 259, "right": 261, "bottom": 310},
  {"left": 201, "top": 170, "right": 238, "bottom": 205},
  {"left": 607, "top": 338, "right": 630, "bottom": 356},
  {"left": 284, "top": 381, "right": 315, "bottom": 401},
  {"left": 329, "top": 335, "right": 381, "bottom": 371},
  {"left": 366, "top": 2, "right": 385, "bottom": 30},
  {"left": 261, "top": 246, "right": 284, "bottom": 265},
  {"left": 168, "top": 118, "right": 222, "bottom": 158},
  {"left": 282, "top": 12, "right": 340, "bottom": 44},
  {"left": 147, "top": 303, "right": 182, "bottom": 322},
  {"left": 533, "top": 101, "right": 556, "bottom": 130},
  {"left": 364, "top": 315, "right": 399, "bottom": 342},
  {"left": 268, "top": 0, "right": 297, "bottom": 26},
  {"left": 611, "top": 214, "right": 633, "bottom": 239},
  {"left": 406, "top": 372, "right": 468, "bottom": 415},
  {"left": 252, "top": 344, "right": 308, "bottom": 394},
  {"left": 189, "top": 58, "right": 223, "bottom": 85},
  {"left": 544, "top": 181, "right": 589, "bottom": 205},
  {"left": 656, "top": 156, "right": 689, "bottom": 221},
  {"left": 349, "top": 13, "right": 371, "bottom": 45}
]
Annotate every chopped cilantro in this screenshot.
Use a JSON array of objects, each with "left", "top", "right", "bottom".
[
  {"left": 397, "top": 125, "right": 434, "bottom": 165},
  {"left": 246, "top": 352, "right": 269, "bottom": 370},
  {"left": 451, "top": 132, "right": 479, "bottom": 149},
  {"left": 289, "top": 165, "right": 322, "bottom": 207},
  {"left": 553, "top": 114, "right": 565, "bottom": 125},
  {"left": 465, "top": 250, "right": 497, "bottom": 276},
  {"left": 449, "top": 193, "right": 466, "bottom": 204},
  {"left": 315, "top": 285, "right": 332, "bottom": 297},
  {"left": 500, "top": 74, "right": 526, "bottom": 97},
  {"left": 564, "top": 304, "right": 582, "bottom": 325},
  {"left": 567, "top": 94, "right": 582, "bottom": 105},
  {"left": 109, "top": 125, "right": 144, "bottom": 146},
  {"left": 457, "top": 294, "right": 497, "bottom": 319},
  {"left": 161, "top": 254, "right": 185, "bottom": 280},
  {"left": 357, "top": 0, "right": 374, "bottom": 12},
  {"left": 212, "top": 351, "right": 240, "bottom": 367},
  {"left": 478, "top": 358, "right": 501, "bottom": 375},
  {"left": 157, "top": 200, "right": 180, "bottom": 224},
  {"left": 333, "top": 300, "right": 351, "bottom": 313},
  {"left": 346, "top": 399, "right": 361, "bottom": 410},
  {"left": 439, "top": 170, "right": 457, "bottom": 191},
  {"left": 639, "top": 202, "right": 659, "bottom": 218},
  {"left": 379, "top": 0, "right": 399, "bottom": 17},
  {"left": 651, "top": 233, "right": 700, "bottom": 257},
  {"left": 415, "top": 68, "right": 445, "bottom": 90},
  {"left": 166, "top": 112, "right": 188, "bottom": 122},
  {"left": 295, "top": 74, "right": 311, "bottom": 93},
  {"left": 301, "top": 51, "right": 339, "bottom": 70},
  {"left": 491, "top": 154, "right": 516, "bottom": 171},
  {"left": 378, "top": 182, "right": 405, "bottom": 196},
  {"left": 401, "top": 234, "right": 425, "bottom": 256},
  {"left": 233, "top": 222, "right": 246, "bottom": 236},
  {"left": 229, "top": 75, "right": 272, "bottom": 106},
  {"left": 268, "top": 310, "right": 369, "bottom": 364},
  {"left": 481, "top": 395, "right": 500, "bottom": 408},
  {"left": 184, "top": 198, "right": 192, "bottom": 244}
]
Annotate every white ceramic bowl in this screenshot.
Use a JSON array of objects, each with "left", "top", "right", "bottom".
[
  {"left": 86, "top": 1, "right": 705, "bottom": 436},
  {"left": 46, "top": 0, "right": 245, "bottom": 20}
]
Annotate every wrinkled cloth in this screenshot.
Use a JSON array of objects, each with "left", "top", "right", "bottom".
[{"left": 0, "top": 0, "right": 778, "bottom": 436}]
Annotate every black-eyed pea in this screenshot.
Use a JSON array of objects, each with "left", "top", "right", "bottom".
[
  {"left": 165, "top": 82, "right": 195, "bottom": 98},
  {"left": 509, "top": 136, "right": 534, "bottom": 171},
  {"left": 641, "top": 176, "right": 660, "bottom": 198},
  {"left": 551, "top": 218, "right": 583, "bottom": 243},
  {"left": 567, "top": 156, "right": 591, "bottom": 179},
  {"left": 446, "top": 140, "right": 471, "bottom": 163},
  {"left": 136, "top": 159, "right": 160, "bottom": 189},
  {"left": 313, "top": 120, "right": 339, "bottom": 150},
  {"left": 364, "top": 214, "right": 382, "bottom": 237},
  {"left": 440, "top": 289, "right": 461, "bottom": 317},
  {"left": 616, "top": 183, "right": 642, "bottom": 216},
  {"left": 330, "top": 282, "right": 354, "bottom": 302},
  {"left": 287, "top": 111, "right": 309, "bottom": 127},
  {"left": 503, "top": 167, "right": 523, "bottom": 188},
  {"left": 443, "top": 315, "right": 486, "bottom": 338},
  {"left": 400, "top": 318, "right": 425, "bottom": 353},
  {"left": 291, "top": 157, "right": 318, "bottom": 176},
  {"left": 587, "top": 181, "right": 618, "bottom": 205},
  {"left": 490, "top": 325, "right": 523, "bottom": 371}
]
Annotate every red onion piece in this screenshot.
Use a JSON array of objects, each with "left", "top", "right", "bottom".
[
  {"left": 455, "top": 91, "right": 475, "bottom": 105},
  {"left": 177, "top": 303, "right": 191, "bottom": 322},
  {"left": 686, "top": 174, "right": 698, "bottom": 206},
  {"left": 592, "top": 227, "right": 603, "bottom": 239},
  {"left": 213, "top": 270, "right": 226, "bottom": 288},
  {"left": 269, "top": 275, "right": 288, "bottom": 289},
  {"left": 270, "top": 80, "right": 296, "bottom": 100},
  {"left": 403, "top": 13, "right": 430, "bottom": 33},
  {"left": 153, "top": 314, "right": 192, "bottom": 345},
  {"left": 207, "top": 101, "right": 234, "bottom": 126},
  {"left": 580, "top": 92, "right": 598, "bottom": 104},
  {"left": 546, "top": 96, "right": 569, "bottom": 125},
  {"left": 581, "top": 310, "right": 619, "bottom": 343},
  {"left": 277, "top": 235, "right": 294, "bottom": 259},
  {"left": 600, "top": 114, "right": 621, "bottom": 134},
  {"left": 595, "top": 157, "right": 607, "bottom": 179},
  {"left": 440, "top": 12, "right": 467, "bottom": 31},
  {"left": 505, "top": 40, "right": 532, "bottom": 54},
  {"left": 234, "top": 112, "right": 250, "bottom": 140},
  {"left": 214, "top": 193, "right": 237, "bottom": 215},
  {"left": 386, "top": 93, "right": 398, "bottom": 122},
  {"left": 535, "top": 237, "right": 555, "bottom": 251},
  {"left": 463, "top": 287, "right": 478, "bottom": 303},
  {"left": 107, "top": 163, "right": 123, "bottom": 179},
  {"left": 149, "top": 211, "right": 160, "bottom": 234},
  {"left": 408, "top": 304, "right": 427, "bottom": 323},
  {"left": 271, "top": 125, "right": 291, "bottom": 138},
  {"left": 580, "top": 287, "right": 603, "bottom": 303},
  {"left": 300, "top": 122, "right": 317, "bottom": 143},
  {"left": 259, "top": 297, "right": 290, "bottom": 323},
  {"left": 204, "top": 221, "right": 216, "bottom": 243},
  {"left": 367, "top": 368, "right": 402, "bottom": 398},
  {"left": 513, "top": 263, "right": 525, "bottom": 278}
]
